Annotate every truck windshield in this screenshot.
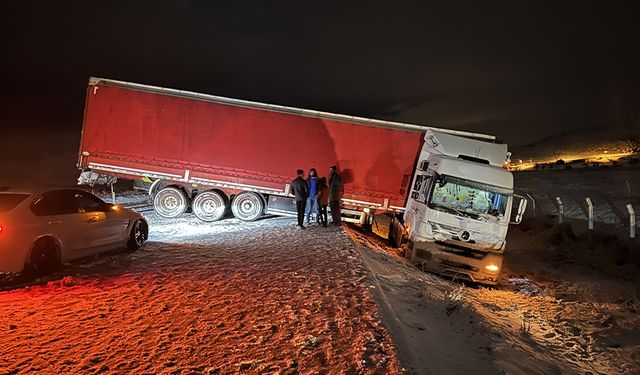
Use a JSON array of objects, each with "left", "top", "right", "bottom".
[{"left": 429, "top": 175, "right": 509, "bottom": 221}]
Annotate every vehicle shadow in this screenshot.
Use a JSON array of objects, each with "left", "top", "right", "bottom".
[{"left": 0, "top": 241, "right": 221, "bottom": 292}]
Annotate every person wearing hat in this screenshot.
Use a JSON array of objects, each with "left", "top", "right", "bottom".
[
  {"left": 328, "top": 165, "right": 342, "bottom": 225},
  {"left": 290, "top": 169, "right": 309, "bottom": 229}
]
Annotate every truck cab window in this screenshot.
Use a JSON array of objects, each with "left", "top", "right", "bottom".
[
  {"left": 411, "top": 174, "right": 431, "bottom": 203},
  {"left": 419, "top": 176, "right": 431, "bottom": 203},
  {"left": 413, "top": 175, "right": 424, "bottom": 192}
]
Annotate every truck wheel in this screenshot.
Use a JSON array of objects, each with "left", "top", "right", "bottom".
[
  {"left": 231, "top": 192, "right": 264, "bottom": 221},
  {"left": 192, "top": 191, "right": 227, "bottom": 222},
  {"left": 153, "top": 187, "right": 188, "bottom": 218}
]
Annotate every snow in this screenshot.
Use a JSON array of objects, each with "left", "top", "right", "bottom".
[
  {"left": 0, "top": 213, "right": 398, "bottom": 374},
  {"left": 508, "top": 277, "right": 547, "bottom": 297},
  {"left": 1, "top": 166, "right": 639, "bottom": 374},
  {"left": 515, "top": 167, "right": 640, "bottom": 226},
  {"left": 344, "top": 218, "right": 640, "bottom": 375}
]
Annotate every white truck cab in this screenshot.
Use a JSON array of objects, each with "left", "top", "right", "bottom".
[{"left": 401, "top": 130, "right": 526, "bottom": 285}]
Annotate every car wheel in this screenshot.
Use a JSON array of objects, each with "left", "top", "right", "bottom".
[
  {"left": 26, "top": 237, "right": 60, "bottom": 276},
  {"left": 127, "top": 219, "right": 148, "bottom": 251}
]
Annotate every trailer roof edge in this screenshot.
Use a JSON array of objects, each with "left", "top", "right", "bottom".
[{"left": 88, "top": 77, "right": 496, "bottom": 141}]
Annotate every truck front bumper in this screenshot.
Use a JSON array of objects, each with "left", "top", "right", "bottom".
[{"left": 406, "top": 241, "right": 503, "bottom": 285}]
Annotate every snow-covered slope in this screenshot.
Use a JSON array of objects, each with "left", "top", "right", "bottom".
[{"left": 511, "top": 122, "right": 640, "bottom": 164}]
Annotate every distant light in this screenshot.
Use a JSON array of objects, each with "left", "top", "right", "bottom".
[{"left": 111, "top": 205, "right": 120, "bottom": 211}]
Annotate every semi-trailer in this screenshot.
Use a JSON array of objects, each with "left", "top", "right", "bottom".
[{"left": 77, "top": 77, "right": 526, "bottom": 284}]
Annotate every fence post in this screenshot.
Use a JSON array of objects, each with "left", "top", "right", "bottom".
[
  {"left": 110, "top": 183, "right": 116, "bottom": 205},
  {"left": 526, "top": 193, "right": 536, "bottom": 219},
  {"left": 556, "top": 197, "right": 564, "bottom": 224},
  {"left": 627, "top": 204, "right": 636, "bottom": 239},
  {"left": 586, "top": 197, "right": 593, "bottom": 231}
]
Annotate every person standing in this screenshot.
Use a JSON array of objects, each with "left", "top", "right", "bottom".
[
  {"left": 328, "top": 165, "right": 342, "bottom": 225},
  {"left": 316, "top": 176, "right": 329, "bottom": 227},
  {"left": 290, "top": 169, "right": 309, "bottom": 229},
  {"left": 305, "top": 168, "right": 319, "bottom": 224}
]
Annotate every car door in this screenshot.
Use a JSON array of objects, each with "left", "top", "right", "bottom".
[
  {"left": 30, "top": 190, "right": 89, "bottom": 261},
  {"left": 73, "top": 191, "right": 125, "bottom": 252}
]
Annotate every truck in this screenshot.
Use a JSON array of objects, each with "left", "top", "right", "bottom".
[{"left": 77, "top": 77, "right": 526, "bottom": 285}]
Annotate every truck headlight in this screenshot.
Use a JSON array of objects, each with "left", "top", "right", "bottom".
[{"left": 485, "top": 264, "right": 500, "bottom": 272}]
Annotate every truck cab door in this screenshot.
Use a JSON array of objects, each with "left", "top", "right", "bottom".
[{"left": 403, "top": 161, "right": 433, "bottom": 237}]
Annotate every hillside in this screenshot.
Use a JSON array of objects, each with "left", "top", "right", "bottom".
[{"left": 510, "top": 122, "right": 640, "bottom": 167}]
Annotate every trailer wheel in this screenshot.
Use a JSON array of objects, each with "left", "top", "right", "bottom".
[
  {"left": 192, "top": 191, "right": 227, "bottom": 222},
  {"left": 231, "top": 192, "right": 264, "bottom": 221},
  {"left": 153, "top": 187, "right": 188, "bottom": 218}
]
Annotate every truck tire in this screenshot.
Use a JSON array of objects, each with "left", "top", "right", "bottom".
[
  {"left": 192, "top": 191, "right": 227, "bottom": 222},
  {"left": 231, "top": 192, "right": 264, "bottom": 221},
  {"left": 153, "top": 187, "right": 188, "bottom": 218}
]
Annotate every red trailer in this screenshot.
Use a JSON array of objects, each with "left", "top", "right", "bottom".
[{"left": 77, "top": 77, "right": 490, "bottom": 223}]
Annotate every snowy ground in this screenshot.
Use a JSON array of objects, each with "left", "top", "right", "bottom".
[
  {"left": 1, "top": 168, "right": 639, "bottom": 374},
  {"left": 347, "top": 222, "right": 640, "bottom": 375},
  {"left": 0, "top": 213, "right": 398, "bottom": 374},
  {"left": 514, "top": 167, "right": 640, "bottom": 226}
]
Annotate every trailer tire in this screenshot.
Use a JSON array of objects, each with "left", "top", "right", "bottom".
[
  {"left": 231, "top": 192, "right": 264, "bottom": 221},
  {"left": 192, "top": 191, "right": 227, "bottom": 222},
  {"left": 153, "top": 187, "right": 188, "bottom": 218}
]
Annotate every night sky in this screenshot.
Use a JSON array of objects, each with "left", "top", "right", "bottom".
[{"left": 1, "top": 1, "right": 639, "bottom": 146}]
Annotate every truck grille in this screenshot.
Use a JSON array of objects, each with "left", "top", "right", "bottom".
[{"left": 440, "top": 259, "right": 479, "bottom": 272}]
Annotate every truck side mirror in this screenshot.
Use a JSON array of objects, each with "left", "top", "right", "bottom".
[{"left": 509, "top": 194, "right": 527, "bottom": 224}]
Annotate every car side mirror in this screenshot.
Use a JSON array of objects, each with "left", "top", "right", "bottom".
[
  {"left": 100, "top": 202, "right": 117, "bottom": 212},
  {"left": 509, "top": 194, "right": 527, "bottom": 224}
]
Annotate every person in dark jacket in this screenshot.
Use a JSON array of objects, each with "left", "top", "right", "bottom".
[
  {"left": 328, "top": 165, "right": 342, "bottom": 225},
  {"left": 305, "top": 168, "right": 319, "bottom": 224},
  {"left": 290, "top": 169, "right": 309, "bottom": 229},
  {"left": 316, "top": 176, "right": 329, "bottom": 227}
]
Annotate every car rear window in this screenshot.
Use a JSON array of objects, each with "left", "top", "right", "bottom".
[{"left": 0, "top": 193, "right": 30, "bottom": 212}]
